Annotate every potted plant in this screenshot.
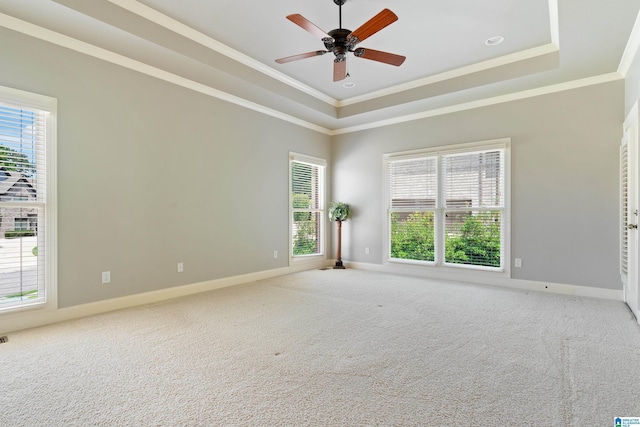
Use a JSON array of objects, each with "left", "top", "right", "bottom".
[{"left": 329, "top": 202, "right": 350, "bottom": 269}]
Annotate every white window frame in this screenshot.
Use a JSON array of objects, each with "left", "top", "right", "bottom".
[
  {"left": 289, "top": 152, "right": 327, "bottom": 263},
  {"left": 0, "top": 85, "right": 57, "bottom": 313},
  {"left": 383, "top": 138, "right": 511, "bottom": 276}
]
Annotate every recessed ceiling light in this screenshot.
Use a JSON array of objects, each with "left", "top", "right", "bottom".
[
  {"left": 343, "top": 82, "right": 356, "bottom": 88},
  {"left": 485, "top": 35, "right": 505, "bottom": 46}
]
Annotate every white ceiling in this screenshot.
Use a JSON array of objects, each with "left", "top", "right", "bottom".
[{"left": 0, "top": 0, "right": 639, "bottom": 133}]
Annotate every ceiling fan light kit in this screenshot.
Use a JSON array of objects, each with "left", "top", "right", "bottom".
[{"left": 275, "top": 0, "right": 406, "bottom": 82}]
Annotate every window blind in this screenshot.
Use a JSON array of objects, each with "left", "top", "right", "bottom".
[
  {"left": 290, "top": 154, "right": 326, "bottom": 257},
  {"left": 385, "top": 142, "right": 508, "bottom": 271},
  {"left": 387, "top": 156, "right": 437, "bottom": 262},
  {"left": 0, "top": 102, "right": 48, "bottom": 311},
  {"left": 443, "top": 150, "right": 504, "bottom": 209},
  {"left": 388, "top": 157, "right": 437, "bottom": 209},
  {"left": 442, "top": 149, "right": 504, "bottom": 268}
]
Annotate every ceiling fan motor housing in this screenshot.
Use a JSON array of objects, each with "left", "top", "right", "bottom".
[{"left": 325, "top": 28, "right": 354, "bottom": 62}]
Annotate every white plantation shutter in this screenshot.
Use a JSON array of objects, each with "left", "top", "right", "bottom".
[
  {"left": 0, "top": 89, "right": 55, "bottom": 312},
  {"left": 621, "top": 141, "right": 629, "bottom": 278}
]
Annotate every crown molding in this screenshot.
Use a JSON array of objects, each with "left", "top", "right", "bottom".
[
  {"left": 106, "top": 0, "right": 561, "bottom": 111},
  {"left": 0, "top": 12, "right": 333, "bottom": 135},
  {"left": 618, "top": 7, "right": 640, "bottom": 76},
  {"left": 330, "top": 72, "right": 624, "bottom": 135},
  {"left": 548, "top": 0, "right": 559, "bottom": 47},
  {"left": 337, "top": 43, "right": 559, "bottom": 108},
  {"left": 105, "top": 0, "right": 339, "bottom": 107},
  {"left": 0, "top": 11, "right": 627, "bottom": 137}
]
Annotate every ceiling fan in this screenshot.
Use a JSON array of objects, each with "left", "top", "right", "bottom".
[{"left": 275, "top": 0, "right": 406, "bottom": 82}]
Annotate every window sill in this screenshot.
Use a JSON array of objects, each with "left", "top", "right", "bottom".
[
  {"left": 291, "top": 254, "right": 326, "bottom": 264},
  {"left": 384, "top": 258, "right": 510, "bottom": 280}
]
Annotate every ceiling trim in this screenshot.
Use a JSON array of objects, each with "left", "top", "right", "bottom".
[
  {"left": 0, "top": 11, "right": 627, "bottom": 138},
  {"left": 330, "top": 72, "right": 623, "bottom": 136},
  {"left": 548, "top": 0, "right": 559, "bottom": 47},
  {"left": 337, "top": 44, "right": 559, "bottom": 108},
  {"left": 105, "top": 0, "right": 339, "bottom": 107},
  {"left": 339, "top": 0, "right": 560, "bottom": 107},
  {"left": 0, "top": 12, "right": 333, "bottom": 135},
  {"left": 618, "top": 8, "right": 640, "bottom": 76},
  {"left": 105, "top": 0, "right": 561, "bottom": 111}
]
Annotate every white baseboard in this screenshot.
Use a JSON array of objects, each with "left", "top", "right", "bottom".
[
  {"left": 345, "top": 261, "right": 624, "bottom": 301},
  {"left": 2, "top": 259, "right": 623, "bottom": 334},
  {"left": 1, "top": 259, "right": 331, "bottom": 334}
]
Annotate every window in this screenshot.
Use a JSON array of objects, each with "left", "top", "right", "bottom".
[
  {"left": 0, "top": 85, "right": 56, "bottom": 312},
  {"left": 385, "top": 139, "right": 509, "bottom": 272},
  {"left": 290, "top": 153, "right": 326, "bottom": 259},
  {"left": 14, "top": 218, "right": 28, "bottom": 231}
]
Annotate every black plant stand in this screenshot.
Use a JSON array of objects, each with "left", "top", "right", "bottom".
[{"left": 334, "top": 220, "right": 345, "bottom": 269}]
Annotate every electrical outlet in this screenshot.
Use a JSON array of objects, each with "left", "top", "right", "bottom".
[
  {"left": 101, "top": 271, "right": 111, "bottom": 284},
  {"left": 177, "top": 262, "right": 184, "bottom": 273},
  {"left": 273, "top": 251, "right": 278, "bottom": 259},
  {"left": 0, "top": 336, "right": 8, "bottom": 344},
  {"left": 515, "top": 258, "right": 522, "bottom": 268},
  {"left": 365, "top": 247, "right": 370, "bottom": 255}
]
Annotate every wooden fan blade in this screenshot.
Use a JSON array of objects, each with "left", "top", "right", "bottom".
[
  {"left": 275, "top": 51, "right": 327, "bottom": 64},
  {"left": 353, "top": 48, "right": 405, "bottom": 66},
  {"left": 333, "top": 59, "right": 347, "bottom": 82},
  {"left": 348, "top": 9, "right": 398, "bottom": 45},
  {"left": 287, "top": 14, "right": 332, "bottom": 40}
]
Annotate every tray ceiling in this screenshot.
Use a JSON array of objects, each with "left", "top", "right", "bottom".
[{"left": 0, "top": 0, "right": 638, "bottom": 133}]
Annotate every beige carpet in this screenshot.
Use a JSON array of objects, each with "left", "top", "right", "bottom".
[{"left": 1, "top": 269, "right": 639, "bottom": 426}]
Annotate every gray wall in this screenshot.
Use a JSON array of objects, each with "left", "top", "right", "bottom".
[
  {"left": 332, "top": 82, "right": 624, "bottom": 290},
  {"left": 0, "top": 24, "right": 627, "bottom": 310},
  {"left": 0, "top": 28, "right": 331, "bottom": 308}
]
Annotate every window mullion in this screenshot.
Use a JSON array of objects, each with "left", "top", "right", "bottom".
[{"left": 434, "top": 152, "right": 444, "bottom": 266}]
